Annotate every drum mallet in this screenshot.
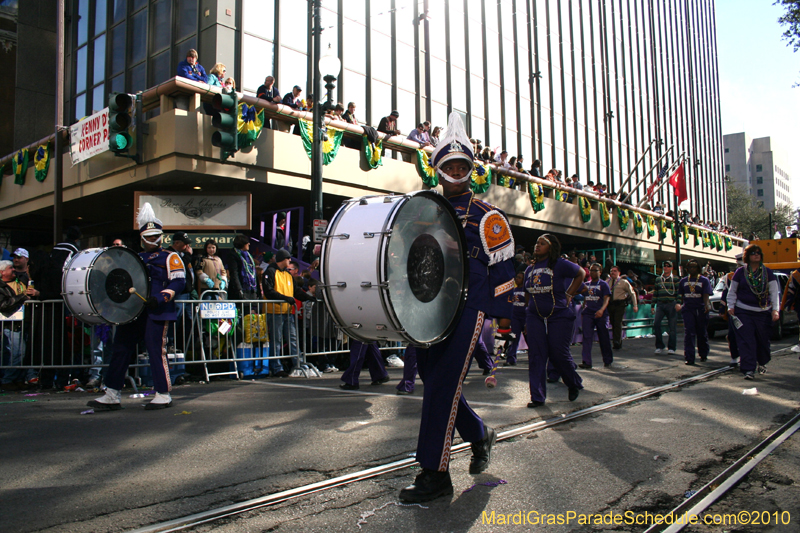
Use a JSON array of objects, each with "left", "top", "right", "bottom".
[{"left": 128, "top": 287, "right": 148, "bottom": 303}]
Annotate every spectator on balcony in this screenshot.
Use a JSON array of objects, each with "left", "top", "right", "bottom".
[
  {"left": 340, "top": 102, "right": 357, "bottom": 125},
  {"left": 177, "top": 49, "right": 208, "bottom": 83},
  {"left": 495, "top": 150, "right": 511, "bottom": 169},
  {"left": 276, "top": 86, "right": 303, "bottom": 133},
  {"left": 653, "top": 201, "right": 665, "bottom": 214},
  {"left": 530, "top": 159, "right": 542, "bottom": 177},
  {"left": 571, "top": 174, "right": 583, "bottom": 192},
  {"left": 480, "top": 146, "right": 494, "bottom": 162},
  {"left": 257, "top": 76, "right": 282, "bottom": 103},
  {"left": 378, "top": 110, "right": 401, "bottom": 137},
  {"left": 407, "top": 123, "right": 432, "bottom": 147},
  {"left": 430, "top": 126, "right": 442, "bottom": 147},
  {"left": 223, "top": 77, "right": 236, "bottom": 93},
  {"left": 207, "top": 63, "right": 225, "bottom": 87}
]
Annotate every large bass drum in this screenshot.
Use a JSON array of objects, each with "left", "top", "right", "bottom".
[
  {"left": 62, "top": 247, "right": 150, "bottom": 325},
  {"left": 321, "top": 190, "right": 468, "bottom": 345}
]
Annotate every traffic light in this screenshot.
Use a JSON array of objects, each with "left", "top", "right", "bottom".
[
  {"left": 211, "top": 92, "right": 239, "bottom": 160},
  {"left": 108, "top": 92, "right": 133, "bottom": 155}
]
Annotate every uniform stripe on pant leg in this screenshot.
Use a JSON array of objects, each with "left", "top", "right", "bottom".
[
  {"left": 438, "top": 311, "right": 485, "bottom": 471},
  {"left": 161, "top": 322, "right": 172, "bottom": 392}
]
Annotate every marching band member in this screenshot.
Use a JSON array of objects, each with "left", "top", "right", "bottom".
[
  {"left": 89, "top": 203, "right": 186, "bottom": 411},
  {"left": 524, "top": 234, "right": 585, "bottom": 407},
  {"left": 399, "top": 113, "right": 516, "bottom": 502},
  {"left": 675, "top": 259, "right": 712, "bottom": 365},
  {"left": 577, "top": 263, "right": 613, "bottom": 369},
  {"left": 727, "top": 244, "right": 780, "bottom": 379}
]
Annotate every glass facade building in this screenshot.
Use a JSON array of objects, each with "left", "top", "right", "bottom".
[{"left": 65, "top": 0, "right": 725, "bottom": 223}]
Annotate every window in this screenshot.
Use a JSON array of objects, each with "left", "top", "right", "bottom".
[
  {"left": 756, "top": 164, "right": 762, "bottom": 172},
  {"left": 725, "top": 164, "right": 730, "bottom": 171},
  {"left": 757, "top": 177, "right": 763, "bottom": 184},
  {"left": 758, "top": 189, "right": 764, "bottom": 197},
  {"left": 724, "top": 147, "right": 729, "bottom": 153}
]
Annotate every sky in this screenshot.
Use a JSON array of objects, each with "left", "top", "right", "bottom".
[{"left": 716, "top": 0, "right": 800, "bottom": 205}]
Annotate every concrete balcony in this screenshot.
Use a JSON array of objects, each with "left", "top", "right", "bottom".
[{"left": 0, "top": 79, "right": 743, "bottom": 264}]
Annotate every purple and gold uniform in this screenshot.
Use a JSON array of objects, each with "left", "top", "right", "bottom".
[
  {"left": 414, "top": 190, "right": 515, "bottom": 473},
  {"left": 580, "top": 279, "right": 613, "bottom": 366},
  {"left": 504, "top": 283, "right": 527, "bottom": 365},
  {"left": 678, "top": 274, "right": 712, "bottom": 363},
  {"left": 525, "top": 258, "right": 582, "bottom": 402},
  {"left": 104, "top": 248, "right": 186, "bottom": 394}
]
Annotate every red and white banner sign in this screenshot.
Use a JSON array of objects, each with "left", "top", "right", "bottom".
[{"left": 69, "top": 108, "right": 109, "bottom": 164}]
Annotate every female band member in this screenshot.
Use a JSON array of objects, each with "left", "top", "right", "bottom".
[
  {"left": 726, "top": 244, "right": 780, "bottom": 379},
  {"left": 524, "top": 234, "right": 585, "bottom": 406}
]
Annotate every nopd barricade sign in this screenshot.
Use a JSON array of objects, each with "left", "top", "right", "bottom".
[
  {"left": 200, "top": 302, "right": 237, "bottom": 319},
  {"left": 69, "top": 108, "right": 110, "bottom": 164}
]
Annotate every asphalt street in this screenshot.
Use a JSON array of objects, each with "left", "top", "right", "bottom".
[{"left": 1, "top": 333, "right": 799, "bottom": 533}]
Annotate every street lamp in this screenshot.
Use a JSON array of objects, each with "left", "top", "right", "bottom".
[{"left": 310, "top": 1, "right": 341, "bottom": 226}]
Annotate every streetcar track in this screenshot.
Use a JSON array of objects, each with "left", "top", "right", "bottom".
[
  {"left": 644, "top": 410, "right": 800, "bottom": 533},
  {"left": 127, "top": 353, "right": 773, "bottom": 533}
]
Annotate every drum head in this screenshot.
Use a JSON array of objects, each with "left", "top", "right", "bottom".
[
  {"left": 381, "top": 191, "right": 467, "bottom": 344},
  {"left": 88, "top": 247, "right": 149, "bottom": 324}
]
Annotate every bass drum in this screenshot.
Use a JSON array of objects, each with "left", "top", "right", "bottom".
[
  {"left": 321, "top": 190, "right": 467, "bottom": 345},
  {"left": 62, "top": 247, "right": 150, "bottom": 325}
]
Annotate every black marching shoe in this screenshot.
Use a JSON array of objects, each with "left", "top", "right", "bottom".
[
  {"left": 371, "top": 376, "right": 390, "bottom": 386},
  {"left": 503, "top": 360, "right": 517, "bottom": 367},
  {"left": 399, "top": 469, "right": 453, "bottom": 503},
  {"left": 339, "top": 383, "right": 359, "bottom": 390},
  {"left": 578, "top": 362, "right": 592, "bottom": 369},
  {"left": 469, "top": 426, "right": 497, "bottom": 474},
  {"left": 482, "top": 367, "right": 492, "bottom": 376},
  {"left": 568, "top": 387, "right": 580, "bottom": 402},
  {"left": 527, "top": 400, "right": 545, "bottom": 408}
]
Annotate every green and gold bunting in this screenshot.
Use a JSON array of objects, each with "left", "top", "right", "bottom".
[
  {"left": 237, "top": 103, "right": 266, "bottom": 148},
  {"left": 659, "top": 220, "right": 668, "bottom": 241},
  {"left": 554, "top": 189, "right": 569, "bottom": 202},
  {"left": 12, "top": 148, "right": 28, "bottom": 185},
  {"left": 496, "top": 173, "right": 515, "bottom": 189},
  {"left": 702, "top": 230, "right": 711, "bottom": 248},
  {"left": 599, "top": 201, "right": 611, "bottom": 227},
  {"left": 361, "top": 135, "right": 383, "bottom": 169},
  {"left": 415, "top": 150, "right": 437, "bottom": 187},
  {"left": 578, "top": 196, "right": 591, "bottom": 223},
  {"left": 617, "top": 207, "right": 630, "bottom": 231},
  {"left": 714, "top": 233, "right": 723, "bottom": 251},
  {"left": 471, "top": 161, "right": 491, "bottom": 194},
  {"left": 528, "top": 182, "right": 545, "bottom": 212},
  {"left": 298, "top": 118, "right": 344, "bottom": 165},
  {"left": 647, "top": 215, "right": 656, "bottom": 237},
  {"left": 33, "top": 142, "right": 51, "bottom": 183},
  {"left": 724, "top": 236, "right": 732, "bottom": 251},
  {"left": 693, "top": 228, "right": 700, "bottom": 247},
  {"left": 633, "top": 212, "right": 644, "bottom": 234},
  {"left": 683, "top": 225, "right": 690, "bottom": 244},
  {"left": 671, "top": 222, "right": 677, "bottom": 243}
]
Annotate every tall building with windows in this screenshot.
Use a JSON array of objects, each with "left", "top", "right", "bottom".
[
  {"left": 723, "top": 133, "right": 792, "bottom": 211},
  {"left": 59, "top": 0, "right": 725, "bottom": 220}
]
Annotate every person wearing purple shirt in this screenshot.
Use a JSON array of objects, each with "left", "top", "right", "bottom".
[
  {"left": 577, "top": 263, "right": 613, "bottom": 368},
  {"left": 503, "top": 271, "right": 527, "bottom": 367},
  {"left": 676, "top": 259, "right": 713, "bottom": 365},
  {"left": 726, "top": 244, "right": 780, "bottom": 379},
  {"left": 524, "top": 234, "right": 585, "bottom": 407}
]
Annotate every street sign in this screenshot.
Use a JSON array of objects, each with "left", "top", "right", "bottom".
[
  {"left": 313, "top": 219, "right": 328, "bottom": 243},
  {"left": 69, "top": 108, "right": 110, "bottom": 164},
  {"left": 199, "top": 302, "right": 237, "bottom": 319}
]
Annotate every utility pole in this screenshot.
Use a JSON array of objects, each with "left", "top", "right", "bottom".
[{"left": 53, "top": 0, "right": 64, "bottom": 244}]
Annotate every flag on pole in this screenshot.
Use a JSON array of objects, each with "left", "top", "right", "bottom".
[
  {"left": 668, "top": 163, "right": 688, "bottom": 205},
  {"left": 646, "top": 164, "right": 669, "bottom": 203}
]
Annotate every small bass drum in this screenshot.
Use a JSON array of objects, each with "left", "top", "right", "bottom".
[
  {"left": 321, "top": 190, "right": 468, "bottom": 345},
  {"left": 62, "top": 247, "right": 150, "bottom": 325}
]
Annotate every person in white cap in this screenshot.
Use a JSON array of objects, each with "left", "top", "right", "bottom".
[
  {"left": 88, "top": 203, "right": 185, "bottom": 411},
  {"left": 11, "top": 248, "right": 31, "bottom": 286},
  {"left": 399, "top": 112, "right": 516, "bottom": 503}
]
